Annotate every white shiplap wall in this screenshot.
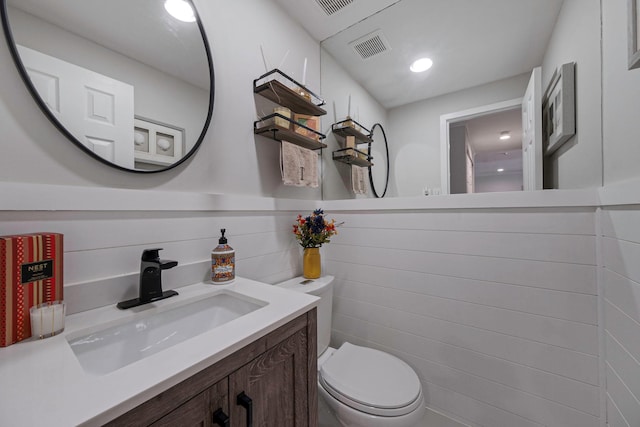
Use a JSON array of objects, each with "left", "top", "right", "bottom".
[
  {"left": 0, "top": 210, "right": 306, "bottom": 314},
  {"left": 0, "top": 185, "right": 316, "bottom": 314},
  {"left": 324, "top": 208, "right": 600, "bottom": 427},
  {"left": 601, "top": 206, "right": 640, "bottom": 427},
  {"left": 11, "top": 183, "right": 640, "bottom": 427}
]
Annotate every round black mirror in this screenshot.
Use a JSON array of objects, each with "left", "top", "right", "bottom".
[
  {"left": 1, "top": 0, "right": 214, "bottom": 173},
  {"left": 368, "top": 123, "right": 389, "bottom": 198}
]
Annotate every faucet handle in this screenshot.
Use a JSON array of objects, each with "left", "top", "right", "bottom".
[
  {"left": 160, "top": 259, "right": 178, "bottom": 270},
  {"left": 118, "top": 248, "right": 178, "bottom": 309},
  {"left": 142, "top": 248, "right": 178, "bottom": 269},
  {"left": 141, "top": 248, "right": 163, "bottom": 262}
]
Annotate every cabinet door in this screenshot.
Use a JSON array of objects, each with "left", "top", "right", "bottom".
[
  {"left": 209, "top": 377, "right": 231, "bottom": 427},
  {"left": 150, "top": 378, "right": 229, "bottom": 427},
  {"left": 230, "top": 329, "right": 309, "bottom": 427},
  {"left": 149, "top": 391, "right": 208, "bottom": 427}
]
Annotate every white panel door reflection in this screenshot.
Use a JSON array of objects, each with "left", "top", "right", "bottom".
[
  {"left": 18, "top": 45, "right": 134, "bottom": 168},
  {"left": 521, "top": 66, "right": 542, "bottom": 191}
]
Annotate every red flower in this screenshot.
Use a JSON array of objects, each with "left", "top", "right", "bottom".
[{"left": 292, "top": 210, "right": 342, "bottom": 248}]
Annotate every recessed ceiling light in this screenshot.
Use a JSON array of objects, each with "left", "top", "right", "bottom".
[
  {"left": 410, "top": 57, "right": 433, "bottom": 73},
  {"left": 499, "top": 131, "right": 511, "bottom": 140},
  {"left": 497, "top": 168, "right": 505, "bottom": 172},
  {"left": 164, "top": 0, "right": 196, "bottom": 22}
]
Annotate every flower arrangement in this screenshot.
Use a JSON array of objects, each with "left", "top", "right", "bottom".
[{"left": 292, "top": 209, "right": 340, "bottom": 248}]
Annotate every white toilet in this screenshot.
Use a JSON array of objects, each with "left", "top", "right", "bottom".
[{"left": 276, "top": 275, "right": 425, "bottom": 427}]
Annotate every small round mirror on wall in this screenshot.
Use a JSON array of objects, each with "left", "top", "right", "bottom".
[
  {"left": 368, "top": 123, "right": 389, "bottom": 198},
  {"left": 1, "top": 0, "right": 214, "bottom": 173}
]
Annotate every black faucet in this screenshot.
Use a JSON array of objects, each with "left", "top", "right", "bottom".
[{"left": 117, "top": 248, "right": 178, "bottom": 309}]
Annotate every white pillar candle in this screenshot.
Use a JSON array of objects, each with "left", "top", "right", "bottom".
[{"left": 30, "top": 301, "right": 66, "bottom": 339}]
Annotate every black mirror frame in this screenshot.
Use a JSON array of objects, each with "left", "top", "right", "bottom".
[
  {"left": 0, "top": 0, "right": 215, "bottom": 173},
  {"left": 367, "top": 122, "right": 389, "bottom": 198}
]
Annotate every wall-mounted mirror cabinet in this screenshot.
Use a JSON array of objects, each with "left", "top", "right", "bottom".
[{"left": 1, "top": 0, "right": 214, "bottom": 173}]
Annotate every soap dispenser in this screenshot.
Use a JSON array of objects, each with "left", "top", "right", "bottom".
[{"left": 211, "top": 229, "right": 235, "bottom": 284}]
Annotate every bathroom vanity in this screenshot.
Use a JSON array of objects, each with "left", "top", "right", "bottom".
[
  {"left": 107, "top": 309, "right": 317, "bottom": 426},
  {"left": 0, "top": 278, "right": 319, "bottom": 426}
]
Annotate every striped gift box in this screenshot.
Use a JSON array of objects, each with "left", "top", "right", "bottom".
[{"left": 0, "top": 233, "right": 63, "bottom": 347}]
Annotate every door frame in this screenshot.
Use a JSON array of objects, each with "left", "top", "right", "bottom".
[{"left": 439, "top": 98, "right": 523, "bottom": 195}]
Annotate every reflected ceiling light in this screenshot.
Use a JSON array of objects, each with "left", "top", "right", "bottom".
[
  {"left": 499, "top": 131, "right": 511, "bottom": 140},
  {"left": 164, "top": 0, "right": 196, "bottom": 22},
  {"left": 497, "top": 168, "right": 505, "bottom": 172},
  {"left": 410, "top": 57, "right": 433, "bottom": 73}
]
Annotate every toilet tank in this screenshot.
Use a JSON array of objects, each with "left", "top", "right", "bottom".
[{"left": 275, "top": 275, "right": 334, "bottom": 356}]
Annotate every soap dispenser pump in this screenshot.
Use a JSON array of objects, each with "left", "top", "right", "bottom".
[{"left": 211, "top": 229, "right": 235, "bottom": 284}]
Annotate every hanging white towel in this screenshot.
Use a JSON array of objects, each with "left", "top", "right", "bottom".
[
  {"left": 281, "top": 141, "right": 319, "bottom": 188},
  {"left": 299, "top": 145, "right": 319, "bottom": 188},
  {"left": 351, "top": 166, "right": 368, "bottom": 194}
]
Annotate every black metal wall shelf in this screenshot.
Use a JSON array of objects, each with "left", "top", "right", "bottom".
[
  {"left": 253, "top": 69, "right": 327, "bottom": 151},
  {"left": 331, "top": 118, "right": 372, "bottom": 143},
  {"left": 331, "top": 118, "right": 373, "bottom": 167},
  {"left": 332, "top": 148, "right": 373, "bottom": 167},
  {"left": 254, "top": 113, "right": 327, "bottom": 150},
  {"left": 254, "top": 69, "right": 326, "bottom": 116}
]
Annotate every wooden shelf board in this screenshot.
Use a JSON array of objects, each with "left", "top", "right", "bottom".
[
  {"left": 332, "top": 151, "right": 373, "bottom": 167},
  {"left": 255, "top": 80, "right": 327, "bottom": 116},
  {"left": 332, "top": 125, "right": 373, "bottom": 143},
  {"left": 255, "top": 125, "right": 327, "bottom": 150}
]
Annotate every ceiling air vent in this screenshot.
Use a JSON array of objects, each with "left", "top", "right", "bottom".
[
  {"left": 314, "top": 0, "right": 354, "bottom": 16},
  {"left": 349, "top": 30, "right": 391, "bottom": 60}
]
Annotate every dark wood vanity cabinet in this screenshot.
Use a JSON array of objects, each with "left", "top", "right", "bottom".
[
  {"left": 105, "top": 309, "right": 317, "bottom": 427},
  {"left": 147, "top": 378, "right": 229, "bottom": 427}
]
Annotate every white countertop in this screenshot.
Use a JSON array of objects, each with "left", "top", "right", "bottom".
[{"left": 0, "top": 277, "right": 318, "bottom": 427}]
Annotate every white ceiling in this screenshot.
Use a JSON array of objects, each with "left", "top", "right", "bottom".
[
  {"left": 464, "top": 108, "right": 523, "bottom": 154},
  {"left": 276, "top": 0, "right": 563, "bottom": 109},
  {"left": 274, "top": 0, "right": 401, "bottom": 42}
]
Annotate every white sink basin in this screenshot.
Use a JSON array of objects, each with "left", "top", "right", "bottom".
[{"left": 67, "top": 291, "right": 266, "bottom": 375}]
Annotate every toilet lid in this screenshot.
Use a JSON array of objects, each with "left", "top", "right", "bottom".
[{"left": 319, "top": 343, "right": 422, "bottom": 416}]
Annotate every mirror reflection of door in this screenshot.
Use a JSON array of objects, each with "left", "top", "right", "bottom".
[
  {"left": 446, "top": 68, "right": 541, "bottom": 194},
  {"left": 4, "top": 0, "right": 213, "bottom": 172},
  {"left": 521, "top": 67, "right": 543, "bottom": 191},
  {"left": 18, "top": 45, "right": 135, "bottom": 168},
  {"left": 448, "top": 107, "right": 524, "bottom": 194}
]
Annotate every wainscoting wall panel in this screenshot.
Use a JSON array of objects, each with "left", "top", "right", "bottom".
[
  {"left": 0, "top": 209, "right": 307, "bottom": 314},
  {"left": 325, "top": 208, "right": 600, "bottom": 427},
  {"left": 601, "top": 206, "right": 640, "bottom": 427},
  {"left": 7, "top": 183, "right": 640, "bottom": 427}
]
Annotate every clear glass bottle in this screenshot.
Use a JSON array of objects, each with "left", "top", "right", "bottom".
[{"left": 211, "top": 229, "right": 235, "bottom": 284}]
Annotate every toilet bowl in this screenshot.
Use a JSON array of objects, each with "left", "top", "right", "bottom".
[
  {"left": 318, "top": 344, "right": 425, "bottom": 427},
  {"left": 276, "top": 275, "right": 425, "bottom": 427}
]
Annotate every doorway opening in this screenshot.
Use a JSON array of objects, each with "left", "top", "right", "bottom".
[{"left": 440, "top": 98, "right": 524, "bottom": 194}]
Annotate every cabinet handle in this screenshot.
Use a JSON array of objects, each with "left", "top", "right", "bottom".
[
  {"left": 237, "top": 391, "right": 253, "bottom": 427},
  {"left": 212, "top": 408, "right": 230, "bottom": 427}
]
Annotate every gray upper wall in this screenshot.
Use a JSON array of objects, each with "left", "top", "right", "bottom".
[
  {"left": 0, "top": 0, "right": 321, "bottom": 198},
  {"left": 0, "top": 0, "right": 639, "bottom": 198}
]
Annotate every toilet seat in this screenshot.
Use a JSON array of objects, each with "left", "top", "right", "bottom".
[{"left": 319, "top": 343, "right": 423, "bottom": 417}]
